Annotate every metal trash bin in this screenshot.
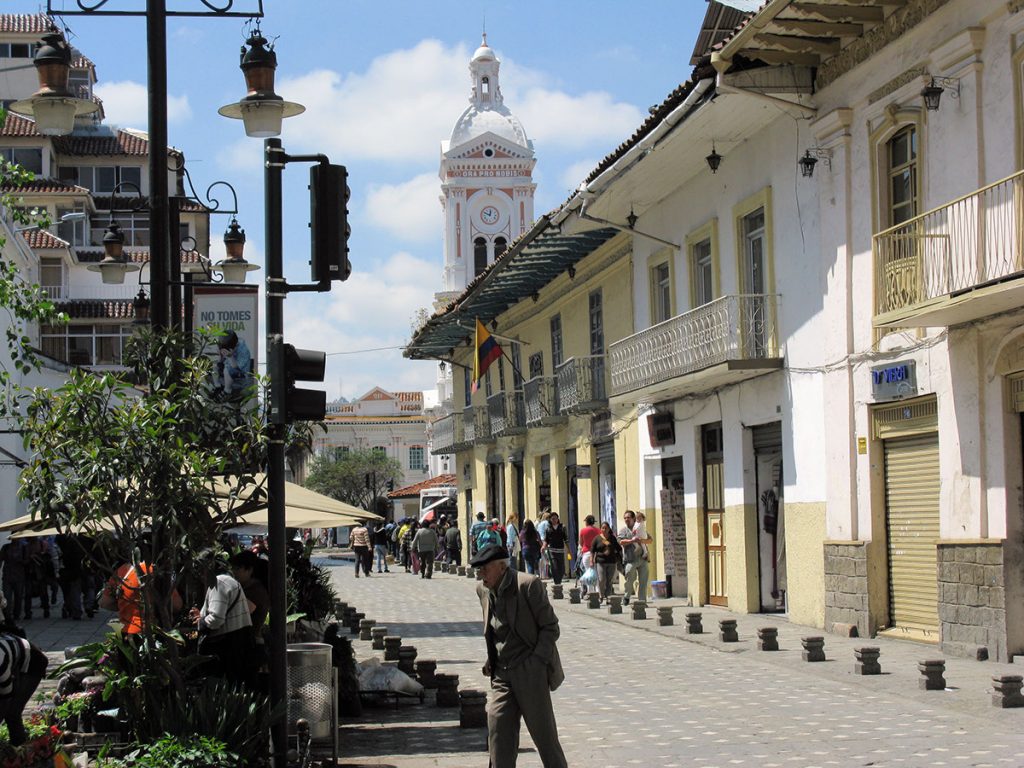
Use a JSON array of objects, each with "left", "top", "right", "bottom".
[{"left": 286, "top": 642, "right": 335, "bottom": 741}]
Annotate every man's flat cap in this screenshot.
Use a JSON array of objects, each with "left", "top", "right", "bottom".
[{"left": 470, "top": 544, "right": 509, "bottom": 567}]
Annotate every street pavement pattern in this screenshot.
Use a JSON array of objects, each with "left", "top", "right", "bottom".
[{"left": 325, "top": 559, "right": 1024, "bottom": 768}]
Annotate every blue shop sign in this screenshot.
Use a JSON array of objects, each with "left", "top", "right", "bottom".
[{"left": 871, "top": 360, "right": 917, "bottom": 400}]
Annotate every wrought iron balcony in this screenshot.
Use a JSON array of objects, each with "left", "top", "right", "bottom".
[
  {"left": 463, "top": 404, "right": 493, "bottom": 445},
  {"left": 524, "top": 376, "right": 565, "bottom": 426},
  {"left": 874, "top": 170, "right": 1024, "bottom": 327},
  {"left": 556, "top": 356, "right": 608, "bottom": 414},
  {"left": 487, "top": 390, "right": 527, "bottom": 437},
  {"left": 430, "top": 413, "right": 462, "bottom": 455},
  {"left": 608, "top": 294, "right": 781, "bottom": 399}
]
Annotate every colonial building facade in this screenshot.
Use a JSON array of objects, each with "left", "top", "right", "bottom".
[{"left": 409, "top": 0, "right": 1024, "bottom": 662}]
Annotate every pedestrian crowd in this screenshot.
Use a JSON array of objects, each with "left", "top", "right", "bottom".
[{"left": 348, "top": 506, "right": 653, "bottom": 605}]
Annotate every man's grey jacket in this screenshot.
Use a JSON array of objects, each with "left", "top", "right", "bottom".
[{"left": 476, "top": 570, "right": 565, "bottom": 691}]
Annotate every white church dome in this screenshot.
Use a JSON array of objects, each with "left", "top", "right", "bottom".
[{"left": 449, "top": 34, "right": 531, "bottom": 151}]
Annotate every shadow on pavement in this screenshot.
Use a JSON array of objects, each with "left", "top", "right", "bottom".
[
  {"left": 340, "top": 723, "right": 486, "bottom": 757},
  {"left": 371, "top": 621, "right": 480, "bottom": 639}
]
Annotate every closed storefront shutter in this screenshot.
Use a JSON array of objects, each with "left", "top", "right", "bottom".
[{"left": 884, "top": 432, "right": 940, "bottom": 634}]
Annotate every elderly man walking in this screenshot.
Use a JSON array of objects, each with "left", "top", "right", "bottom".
[{"left": 470, "top": 544, "right": 568, "bottom": 768}]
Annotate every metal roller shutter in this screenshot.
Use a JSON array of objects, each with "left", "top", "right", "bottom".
[{"left": 884, "top": 432, "right": 940, "bottom": 634}]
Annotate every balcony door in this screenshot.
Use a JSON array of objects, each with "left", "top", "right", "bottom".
[
  {"left": 589, "top": 290, "right": 605, "bottom": 400},
  {"left": 702, "top": 423, "right": 727, "bottom": 606},
  {"left": 741, "top": 208, "right": 768, "bottom": 356}
]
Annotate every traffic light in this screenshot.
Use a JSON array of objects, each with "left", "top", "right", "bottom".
[
  {"left": 309, "top": 163, "right": 351, "bottom": 283},
  {"left": 269, "top": 335, "right": 326, "bottom": 424},
  {"left": 387, "top": 479, "right": 395, "bottom": 492}
]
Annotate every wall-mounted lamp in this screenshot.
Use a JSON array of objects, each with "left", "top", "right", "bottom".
[
  {"left": 490, "top": 319, "right": 498, "bottom": 331},
  {"left": 567, "top": 265, "right": 576, "bottom": 280},
  {"left": 626, "top": 208, "right": 638, "bottom": 229},
  {"left": 706, "top": 142, "right": 722, "bottom": 174},
  {"left": 439, "top": 360, "right": 446, "bottom": 372},
  {"left": 921, "top": 76, "right": 959, "bottom": 112},
  {"left": 798, "top": 148, "right": 833, "bottom": 178},
  {"left": 532, "top": 292, "right": 539, "bottom": 303}
]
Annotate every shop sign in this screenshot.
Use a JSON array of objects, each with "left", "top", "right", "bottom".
[{"left": 871, "top": 360, "right": 916, "bottom": 401}]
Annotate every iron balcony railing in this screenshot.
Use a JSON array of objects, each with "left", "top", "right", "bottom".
[
  {"left": 430, "top": 413, "right": 462, "bottom": 455},
  {"left": 873, "top": 169, "right": 1024, "bottom": 319},
  {"left": 523, "top": 376, "right": 564, "bottom": 426},
  {"left": 608, "top": 294, "right": 779, "bottom": 397},
  {"left": 555, "top": 355, "right": 608, "bottom": 414},
  {"left": 463, "top": 404, "right": 492, "bottom": 444},
  {"left": 487, "top": 390, "right": 527, "bottom": 436}
]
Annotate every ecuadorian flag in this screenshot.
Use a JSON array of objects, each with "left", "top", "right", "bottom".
[{"left": 472, "top": 318, "right": 502, "bottom": 393}]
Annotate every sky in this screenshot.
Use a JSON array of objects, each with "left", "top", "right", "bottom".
[{"left": 24, "top": 0, "right": 709, "bottom": 402}]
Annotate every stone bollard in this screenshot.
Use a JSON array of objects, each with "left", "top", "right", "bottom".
[
  {"left": 719, "top": 619, "right": 739, "bottom": 643},
  {"left": 435, "top": 673, "right": 460, "bottom": 707},
  {"left": 853, "top": 647, "right": 881, "bottom": 675},
  {"left": 757, "top": 627, "right": 779, "bottom": 651},
  {"left": 459, "top": 689, "right": 488, "bottom": 728},
  {"left": 685, "top": 612, "right": 703, "bottom": 634},
  {"left": 359, "top": 618, "right": 376, "bottom": 641},
  {"left": 466, "top": 567, "right": 475, "bottom": 579},
  {"left": 397, "top": 646, "right": 417, "bottom": 676},
  {"left": 608, "top": 595, "right": 623, "bottom": 615},
  {"left": 631, "top": 601, "right": 647, "bottom": 621},
  {"left": 333, "top": 600, "right": 348, "bottom": 620},
  {"left": 384, "top": 636, "right": 402, "bottom": 662},
  {"left": 802, "top": 636, "right": 826, "bottom": 662},
  {"left": 551, "top": 584, "right": 564, "bottom": 600},
  {"left": 918, "top": 659, "right": 946, "bottom": 690},
  {"left": 371, "top": 626, "right": 388, "bottom": 651},
  {"left": 568, "top": 587, "right": 581, "bottom": 604},
  {"left": 992, "top": 675, "right": 1024, "bottom": 708},
  {"left": 341, "top": 606, "right": 356, "bottom": 627},
  {"left": 415, "top": 659, "right": 438, "bottom": 689},
  {"left": 457, "top": 566, "right": 467, "bottom": 576},
  {"left": 657, "top": 606, "right": 674, "bottom": 626},
  {"left": 348, "top": 612, "right": 365, "bottom": 635},
  {"left": 587, "top": 592, "right": 601, "bottom": 609}
]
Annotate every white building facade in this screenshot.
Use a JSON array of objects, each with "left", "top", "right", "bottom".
[{"left": 316, "top": 388, "right": 430, "bottom": 489}]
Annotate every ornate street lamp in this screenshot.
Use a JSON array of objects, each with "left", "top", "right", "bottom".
[
  {"left": 214, "top": 217, "right": 259, "bottom": 283},
  {"left": 706, "top": 143, "right": 723, "bottom": 174},
  {"left": 87, "top": 220, "right": 140, "bottom": 284},
  {"left": 132, "top": 289, "right": 151, "bottom": 326},
  {"left": 219, "top": 29, "right": 304, "bottom": 137},
  {"left": 9, "top": 30, "right": 99, "bottom": 136}
]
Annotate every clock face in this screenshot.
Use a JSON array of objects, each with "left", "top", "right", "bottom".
[{"left": 480, "top": 205, "right": 500, "bottom": 225}]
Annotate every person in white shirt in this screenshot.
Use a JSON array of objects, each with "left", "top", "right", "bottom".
[
  {"left": 618, "top": 510, "right": 653, "bottom": 604},
  {"left": 190, "top": 561, "right": 254, "bottom": 685}
]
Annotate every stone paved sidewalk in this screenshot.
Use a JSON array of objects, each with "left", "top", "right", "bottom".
[{"left": 324, "top": 559, "right": 1024, "bottom": 768}]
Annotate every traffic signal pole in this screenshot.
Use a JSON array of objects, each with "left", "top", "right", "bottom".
[
  {"left": 264, "top": 138, "right": 289, "bottom": 768},
  {"left": 264, "top": 138, "right": 342, "bottom": 767}
]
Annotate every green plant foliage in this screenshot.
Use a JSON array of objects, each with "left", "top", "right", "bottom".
[
  {"left": 122, "top": 734, "right": 238, "bottom": 768},
  {"left": 286, "top": 541, "right": 337, "bottom": 621},
  {"left": 305, "top": 447, "right": 402, "bottom": 511}
]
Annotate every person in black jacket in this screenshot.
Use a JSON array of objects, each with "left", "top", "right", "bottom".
[
  {"left": 591, "top": 522, "right": 622, "bottom": 602},
  {"left": 541, "top": 513, "right": 568, "bottom": 585},
  {"left": 371, "top": 523, "right": 391, "bottom": 573}
]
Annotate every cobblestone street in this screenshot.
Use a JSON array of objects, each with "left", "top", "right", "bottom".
[{"left": 325, "top": 558, "right": 1024, "bottom": 768}]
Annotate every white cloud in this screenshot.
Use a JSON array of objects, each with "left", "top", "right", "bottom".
[
  {"left": 365, "top": 173, "right": 440, "bottom": 242},
  {"left": 561, "top": 158, "right": 598, "bottom": 191},
  {"left": 277, "top": 40, "right": 643, "bottom": 162},
  {"left": 94, "top": 80, "right": 193, "bottom": 128}
]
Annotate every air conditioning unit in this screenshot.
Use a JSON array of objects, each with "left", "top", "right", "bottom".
[{"left": 648, "top": 412, "right": 675, "bottom": 448}]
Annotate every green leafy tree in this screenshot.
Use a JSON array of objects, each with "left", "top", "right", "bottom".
[
  {"left": 0, "top": 139, "right": 67, "bottom": 399},
  {"left": 18, "top": 327, "right": 268, "bottom": 728},
  {"left": 305, "top": 447, "right": 402, "bottom": 512}
]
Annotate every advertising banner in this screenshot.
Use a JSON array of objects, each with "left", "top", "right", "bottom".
[{"left": 193, "top": 285, "right": 259, "bottom": 396}]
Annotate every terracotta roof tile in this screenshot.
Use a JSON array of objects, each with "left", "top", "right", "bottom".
[
  {"left": 55, "top": 299, "right": 134, "bottom": 320},
  {"left": 0, "top": 178, "right": 90, "bottom": 195},
  {"left": 21, "top": 230, "right": 68, "bottom": 249},
  {"left": 54, "top": 130, "right": 148, "bottom": 157},
  {"left": 0, "top": 14, "right": 52, "bottom": 34},
  {"left": 1, "top": 113, "right": 41, "bottom": 138},
  {"left": 75, "top": 248, "right": 204, "bottom": 266},
  {"left": 388, "top": 474, "right": 456, "bottom": 499}
]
